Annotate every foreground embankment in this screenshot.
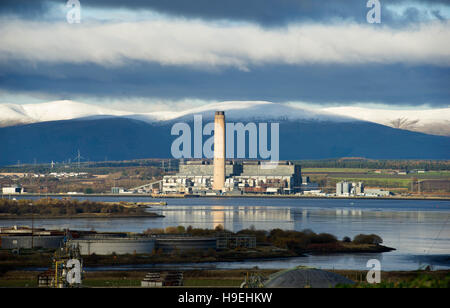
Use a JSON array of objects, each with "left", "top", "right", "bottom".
[{"left": 0, "top": 269, "right": 448, "bottom": 288}]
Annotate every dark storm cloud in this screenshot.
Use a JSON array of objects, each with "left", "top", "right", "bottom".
[
  {"left": 0, "top": 60, "right": 448, "bottom": 106},
  {"left": 0, "top": 0, "right": 448, "bottom": 25},
  {"left": 0, "top": 0, "right": 51, "bottom": 18}
]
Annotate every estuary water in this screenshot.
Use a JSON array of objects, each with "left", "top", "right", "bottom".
[{"left": 3, "top": 196, "right": 450, "bottom": 271}]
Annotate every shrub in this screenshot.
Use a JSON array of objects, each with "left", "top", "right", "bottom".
[
  {"left": 342, "top": 236, "right": 352, "bottom": 243},
  {"left": 165, "top": 226, "right": 179, "bottom": 234},
  {"left": 353, "top": 234, "right": 383, "bottom": 245},
  {"left": 310, "top": 233, "right": 338, "bottom": 244}
]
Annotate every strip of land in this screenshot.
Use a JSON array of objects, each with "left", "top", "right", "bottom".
[
  {"left": 0, "top": 269, "right": 448, "bottom": 288},
  {"left": 0, "top": 198, "right": 164, "bottom": 219}
]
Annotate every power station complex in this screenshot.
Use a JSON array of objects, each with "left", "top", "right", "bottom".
[{"left": 162, "top": 111, "right": 302, "bottom": 195}]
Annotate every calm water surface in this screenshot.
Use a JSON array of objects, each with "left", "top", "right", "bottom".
[{"left": 4, "top": 196, "right": 450, "bottom": 271}]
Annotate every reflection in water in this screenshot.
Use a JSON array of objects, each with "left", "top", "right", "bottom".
[
  {"left": 160, "top": 206, "right": 294, "bottom": 231},
  {"left": 2, "top": 197, "right": 449, "bottom": 270},
  {"left": 211, "top": 206, "right": 224, "bottom": 229}
]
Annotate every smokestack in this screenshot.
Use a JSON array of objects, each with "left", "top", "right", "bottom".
[{"left": 213, "top": 111, "right": 225, "bottom": 191}]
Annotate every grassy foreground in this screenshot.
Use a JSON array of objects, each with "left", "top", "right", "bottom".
[{"left": 0, "top": 269, "right": 448, "bottom": 288}]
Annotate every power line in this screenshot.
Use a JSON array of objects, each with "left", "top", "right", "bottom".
[{"left": 72, "top": 149, "right": 85, "bottom": 168}]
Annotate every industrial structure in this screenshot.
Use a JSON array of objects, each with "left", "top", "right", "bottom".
[
  {"left": 70, "top": 237, "right": 156, "bottom": 255},
  {"left": 364, "top": 188, "right": 391, "bottom": 197},
  {"left": 37, "top": 241, "right": 83, "bottom": 288},
  {"left": 0, "top": 226, "right": 64, "bottom": 249},
  {"left": 69, "top": 235, "right": 254, "bottom": 255},
  {"left": 121, "top": 111, "right": 304, "bottom": 195},
  {"left": 336, "top": 181, "right": 364, "bottom": 196},
  {"left": 216, "top": 234, "right": 257, "bottom": 250},
  {"left": 1, "top": 226, "right": 257, "bottom": 257},
  {"left": 162, "top": 159, "right": 302, "bottom": 195},
  {"left": 1, "top": 185, "right": 25, "bottom": 194},
  {"left": 336, "top": 181, "right": 391, "bottom": 197},
  {"left": 213, "top": 111, "right": 226, "bottom": 191},
  {"left": 141, "top": 271, "right": 184, "bottom": 287}
]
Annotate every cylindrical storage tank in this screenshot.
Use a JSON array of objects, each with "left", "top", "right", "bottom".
[
  {"left": 155, "top": 237, "right": 217, "bottom": 253},
  {"left": 70, "top": 238, "right": 155, "bottom": 255},
  {"left": 0, "top": 236, "right": 64, "bottom": 249}
]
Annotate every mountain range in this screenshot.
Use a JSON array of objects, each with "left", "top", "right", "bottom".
[
  {"left": 1, "top": 100, "right": 449, "bottom": 136},
  {"left": 0, "top": 101, "right": 449, "bottom": 166}
]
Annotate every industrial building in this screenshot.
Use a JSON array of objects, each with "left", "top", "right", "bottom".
[
  {"left": 131, "top": 111, "right": 303, "bottom": 195},
  {"left": 336, "top": 181, "right": 392, "bottom": 197},
  {"left": 364, "top": 188, "right": 391, "bottom": 197},
  {"left": 0, "top": 235, "right": 65, "bottom": 249},
  {"left": 1, "top": 185, "right": 24, "bottom": 194},
  {"left": 162, "top": 159, "right": 302, "bottom": 195},
  {"left": 160, "top": 111, "right": 302, "bottom": 195},
  {"left": 0, "top": 226, "right": 65, "bottom": 249},
  {"left": 336, "top": 181, "right": 364, "bottom": 196},
  {"left": 299, "top": 176, "right": 320, "bottom": 193}
]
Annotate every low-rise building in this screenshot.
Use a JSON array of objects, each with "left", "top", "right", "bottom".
[
  {"left": 364, "top": 188, "right": 391, "bottom": 197},
  {"left": 2, "top": 185, "right": 24, "bottom": 194}
]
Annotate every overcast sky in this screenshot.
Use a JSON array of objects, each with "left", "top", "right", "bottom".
[{"left": 0, "top": 0, "right": 448, "bottom": 111}]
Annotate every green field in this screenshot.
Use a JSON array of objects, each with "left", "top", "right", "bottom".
[
  {"left": 0, "top": 279, "right": 37, "bottom": 288},
  {"left": 83, "top": 279, "right": 141, "bottom": 287},
  {"left": 1, "top": 270, "right": 448, "bottom": 288},
  {"left": 184, "top": 279, "right": 242, "bottom": 287},
  {"left": 331, "top": 177, "right": 413, "bottom": 188},
  {"left": 302, "top": 168, "right": 371, "bottom": 173}
]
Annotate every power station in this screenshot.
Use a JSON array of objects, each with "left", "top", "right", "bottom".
[{"left": 161, "top": 111, "right": 302, "bottom": 195}]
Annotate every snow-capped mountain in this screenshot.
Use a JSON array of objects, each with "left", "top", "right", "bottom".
[
  {"left": 323, "top": 106, "right": 450, "bottom": 137},
  {"left": 0, "top": 100, "right": 349, "bottom": 127},
  {"left": 0, "top": 100, "right": 449, "bottom": 136},
  {"left": 1, "top": 100, "right": 449, "bottom": 165},
  {"left": 0, "top": 100, "right": 131, "bottom": 127},
  {"left": 133, "top": 101, "right": 349, "bottom": 123}
]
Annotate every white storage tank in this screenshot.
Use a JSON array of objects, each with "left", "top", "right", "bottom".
[{"left": 70, "top": 237, "right": 156, "bottom": 255}]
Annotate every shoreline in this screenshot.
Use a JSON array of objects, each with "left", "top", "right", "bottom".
[
  {"left": 0, "top": 213, "right": 164, "bottom": 220},
  {"left": 3, "top": 193, "right": 450, "bottom": 201},
  {"left": 0, "top": 244, "right": 396, "bottom": 269}
]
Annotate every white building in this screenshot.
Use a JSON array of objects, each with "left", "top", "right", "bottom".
[
  {"left": 336, "top": 181, "right": 364, "bottom": 196},
  {"left": 364, "top": 188, "right": 391, "bottom": 197},
  {"left": 2, "top": 185, "right": 24, "bottom": 194}
]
